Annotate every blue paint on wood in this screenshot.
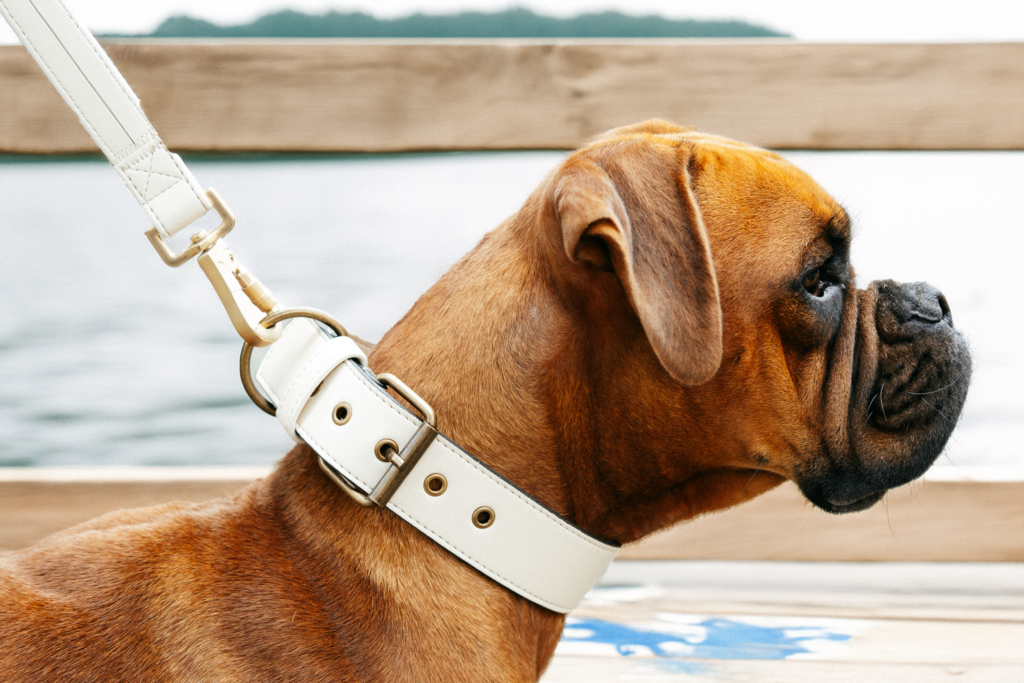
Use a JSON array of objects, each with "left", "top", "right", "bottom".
[{"left": 561, "top": 617, "right": 852, "bottom": 660}]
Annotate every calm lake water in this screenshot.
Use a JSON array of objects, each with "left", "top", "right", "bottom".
[{"left": 1, "top": 151, "right": 1021, "bottom": 469}]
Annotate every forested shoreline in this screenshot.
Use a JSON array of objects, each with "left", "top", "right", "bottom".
[{"left": 112, "top": 8, "right": 787, "bottom": 39}]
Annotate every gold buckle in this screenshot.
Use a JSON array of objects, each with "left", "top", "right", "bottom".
[
  {"left": 319, "top": 373, "right": 438, "bottom": 509},
  {"left": 145, "top": 188, "right": 235, "bottom": 267}
]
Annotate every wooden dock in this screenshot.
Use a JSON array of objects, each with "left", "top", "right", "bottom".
[
  {"left": 2, "top": 467, "right": 1021, "bottom": 561},
  {"left": 544, "top": 560, "right": 1024, "bottom": 681},
  {"left": 1, "top": 467, "right": 1021, "bottom": 679},
  {"left": 2, "top": 38, "right": 1022, "bottom": 679}
]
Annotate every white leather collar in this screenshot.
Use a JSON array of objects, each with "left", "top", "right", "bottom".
[{"left": 255, "top": 319, "right": 620, "bottom": 613}]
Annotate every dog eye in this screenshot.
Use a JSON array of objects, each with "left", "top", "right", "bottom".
[{"left": 802, "top": 269, "right": 828, "bottom": 297}]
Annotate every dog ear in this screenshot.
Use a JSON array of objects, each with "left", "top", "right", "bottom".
[{"left": 554, "top": 146, "right": 722, "bottom": 385}]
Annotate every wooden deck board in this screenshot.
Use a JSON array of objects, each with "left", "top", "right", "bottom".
[
  {"left": 0, "top": 468, "right": 265, "bottom": 552},
  {"left": 543, "top": 560, "right": 1024, "bottom": 681},
  {"left": 1, "top": 469, "right": 1020, "bottom": 677},
  {"left": 591, "top": 561, "right": 1024, "bottom": 623},
  {"left": 619, "top": 477, "right": 1024, "bottom": 563},
  {"left": 543, "top": 658, "right": 1023, "bottom": 682}
]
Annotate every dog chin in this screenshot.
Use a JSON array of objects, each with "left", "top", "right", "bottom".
[{"left": 800, "top": 486, "right": 887, "bottom": 515}]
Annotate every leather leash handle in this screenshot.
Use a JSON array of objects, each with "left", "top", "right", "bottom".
[
  {"left": 0, "top": 0, "right": 211, "bottom": 238},
  {"left": 1, "top": 0, "right": 288, "bottom": 347}
]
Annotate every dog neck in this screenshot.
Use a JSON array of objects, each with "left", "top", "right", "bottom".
[
  {"left": 366, "top": 221, "right": 577, "bottom": 514},
  {"left": 265, "top": 200, "right": 781, "bottom": 677},
  {"left": 363, "top": 210, "right": 781, "bottom": 545},
  {"left": 265, "top": 216, "right": 572, "bottom": 678}
]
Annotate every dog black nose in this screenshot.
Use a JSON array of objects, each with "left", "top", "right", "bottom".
[{"left": 896, "top": 282, "right": 950, "bottom": 326}]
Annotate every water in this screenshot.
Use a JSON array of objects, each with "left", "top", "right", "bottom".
[{"left": 0, "top": 151, "right": 1021, "bottom": 468}]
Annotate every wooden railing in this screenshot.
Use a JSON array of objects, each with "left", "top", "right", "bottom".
[
  {"left": 2, "top": 468, "right": 1021, "bottom": 559},
  {"left": 2, "top": 40, "right": 1021, "bottom": 560},
  {"left": 2, "top": 41, "right": 1023, "bottom": 153}
]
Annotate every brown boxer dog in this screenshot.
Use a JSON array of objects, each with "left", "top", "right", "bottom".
[{"left": 0, "top": 120, "right": 970, "bottom": 681}]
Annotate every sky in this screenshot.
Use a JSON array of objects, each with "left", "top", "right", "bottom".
[{"left": 1, "top": 0, "right": 1023, "bottom": 43}]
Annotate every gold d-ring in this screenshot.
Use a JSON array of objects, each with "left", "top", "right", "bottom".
[{"left": 239, "top": 307, "right": 348, "bottom": 415}]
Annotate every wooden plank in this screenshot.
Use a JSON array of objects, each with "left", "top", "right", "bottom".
[
  {"left": 0, "top": 467, "right": 1021, "bottom": 560},
  {"left": 543, "top": 562, "right": 1024, "bottom": 681},
  {"left": 619, "top": 477, "right": 1024, "bottom": 562},
  {"left": 1, "top": 41, "right": 1023, "bottom": 153},
  {"left": 0, "top": 468, "right": 268, "bottom": 552},
  {"left": 593, "top": 561, "right": 1024, "bottom": 622},
  {"left": 543, "top": 658, "right": 1024, "bottom": 682}
]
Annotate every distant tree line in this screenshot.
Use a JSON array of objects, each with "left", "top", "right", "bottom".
[{"left": 122, "top": 8, "right": 787, "bottom": 39}]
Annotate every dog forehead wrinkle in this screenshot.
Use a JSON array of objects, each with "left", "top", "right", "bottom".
[{"left": 828, "top": 207, "right": 852, "bottom": 240}]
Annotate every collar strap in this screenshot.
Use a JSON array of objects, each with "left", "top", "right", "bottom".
[{"left": 255, "top": 319, "right": 620, "bottom": 613}]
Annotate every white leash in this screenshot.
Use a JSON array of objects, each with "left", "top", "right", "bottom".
[
  {"left": 0, "top": 0, "right": 208, "bottom": 238},
  {"left": 0, "top": 0, "right": 279, "bottom": 347},
  {"left": 1, "top": 0, "right": 619, "bottom": 613}
]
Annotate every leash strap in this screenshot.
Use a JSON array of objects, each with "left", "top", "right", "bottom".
[
  {"left": 2, "top": 0, "right": 281, "bottom": 347},
  {"left": 256, "top": 320, "right": 620, "bottom": 614},
  {"left": 0, "top": 0, "right": 211, "bottom": 238}
]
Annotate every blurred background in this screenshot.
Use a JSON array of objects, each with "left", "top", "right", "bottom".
[
  {"left": 3, "top": 0, "right": 1024, "bottom": 42},
  {"left": 2, "top": 0, "right": 1023, "bottom": 470}
]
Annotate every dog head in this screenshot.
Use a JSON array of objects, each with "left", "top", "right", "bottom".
[{"left": 545, "top": 120, "right": 971, "bottom": 539}]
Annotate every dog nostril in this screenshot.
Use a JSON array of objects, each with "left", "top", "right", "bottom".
[
  {"left": 911, "top": 303, "right": 943, "bottom": 323},
  {"left": 937, "top": 292, "right": 952, "bottom": 322},
  {"left": 903, "top": 282, "right": 946, "bottom": 324}
]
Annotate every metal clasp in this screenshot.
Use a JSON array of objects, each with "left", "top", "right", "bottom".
[
  {"left": 146, "top": 188, "right": 283, "bottom": 347},
  {"left": 318, "top": 373, "right": 439, "bottom": 509},
  {"left": 196, "top": 240, "right": 282, "bottom": 347},
  {"left": 145, "top": 188, "right": 235, "bottom": 267}
]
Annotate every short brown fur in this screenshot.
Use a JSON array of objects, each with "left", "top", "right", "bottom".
[{"left": 0, "top": 121, "right": 970, "bottom": 681}]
